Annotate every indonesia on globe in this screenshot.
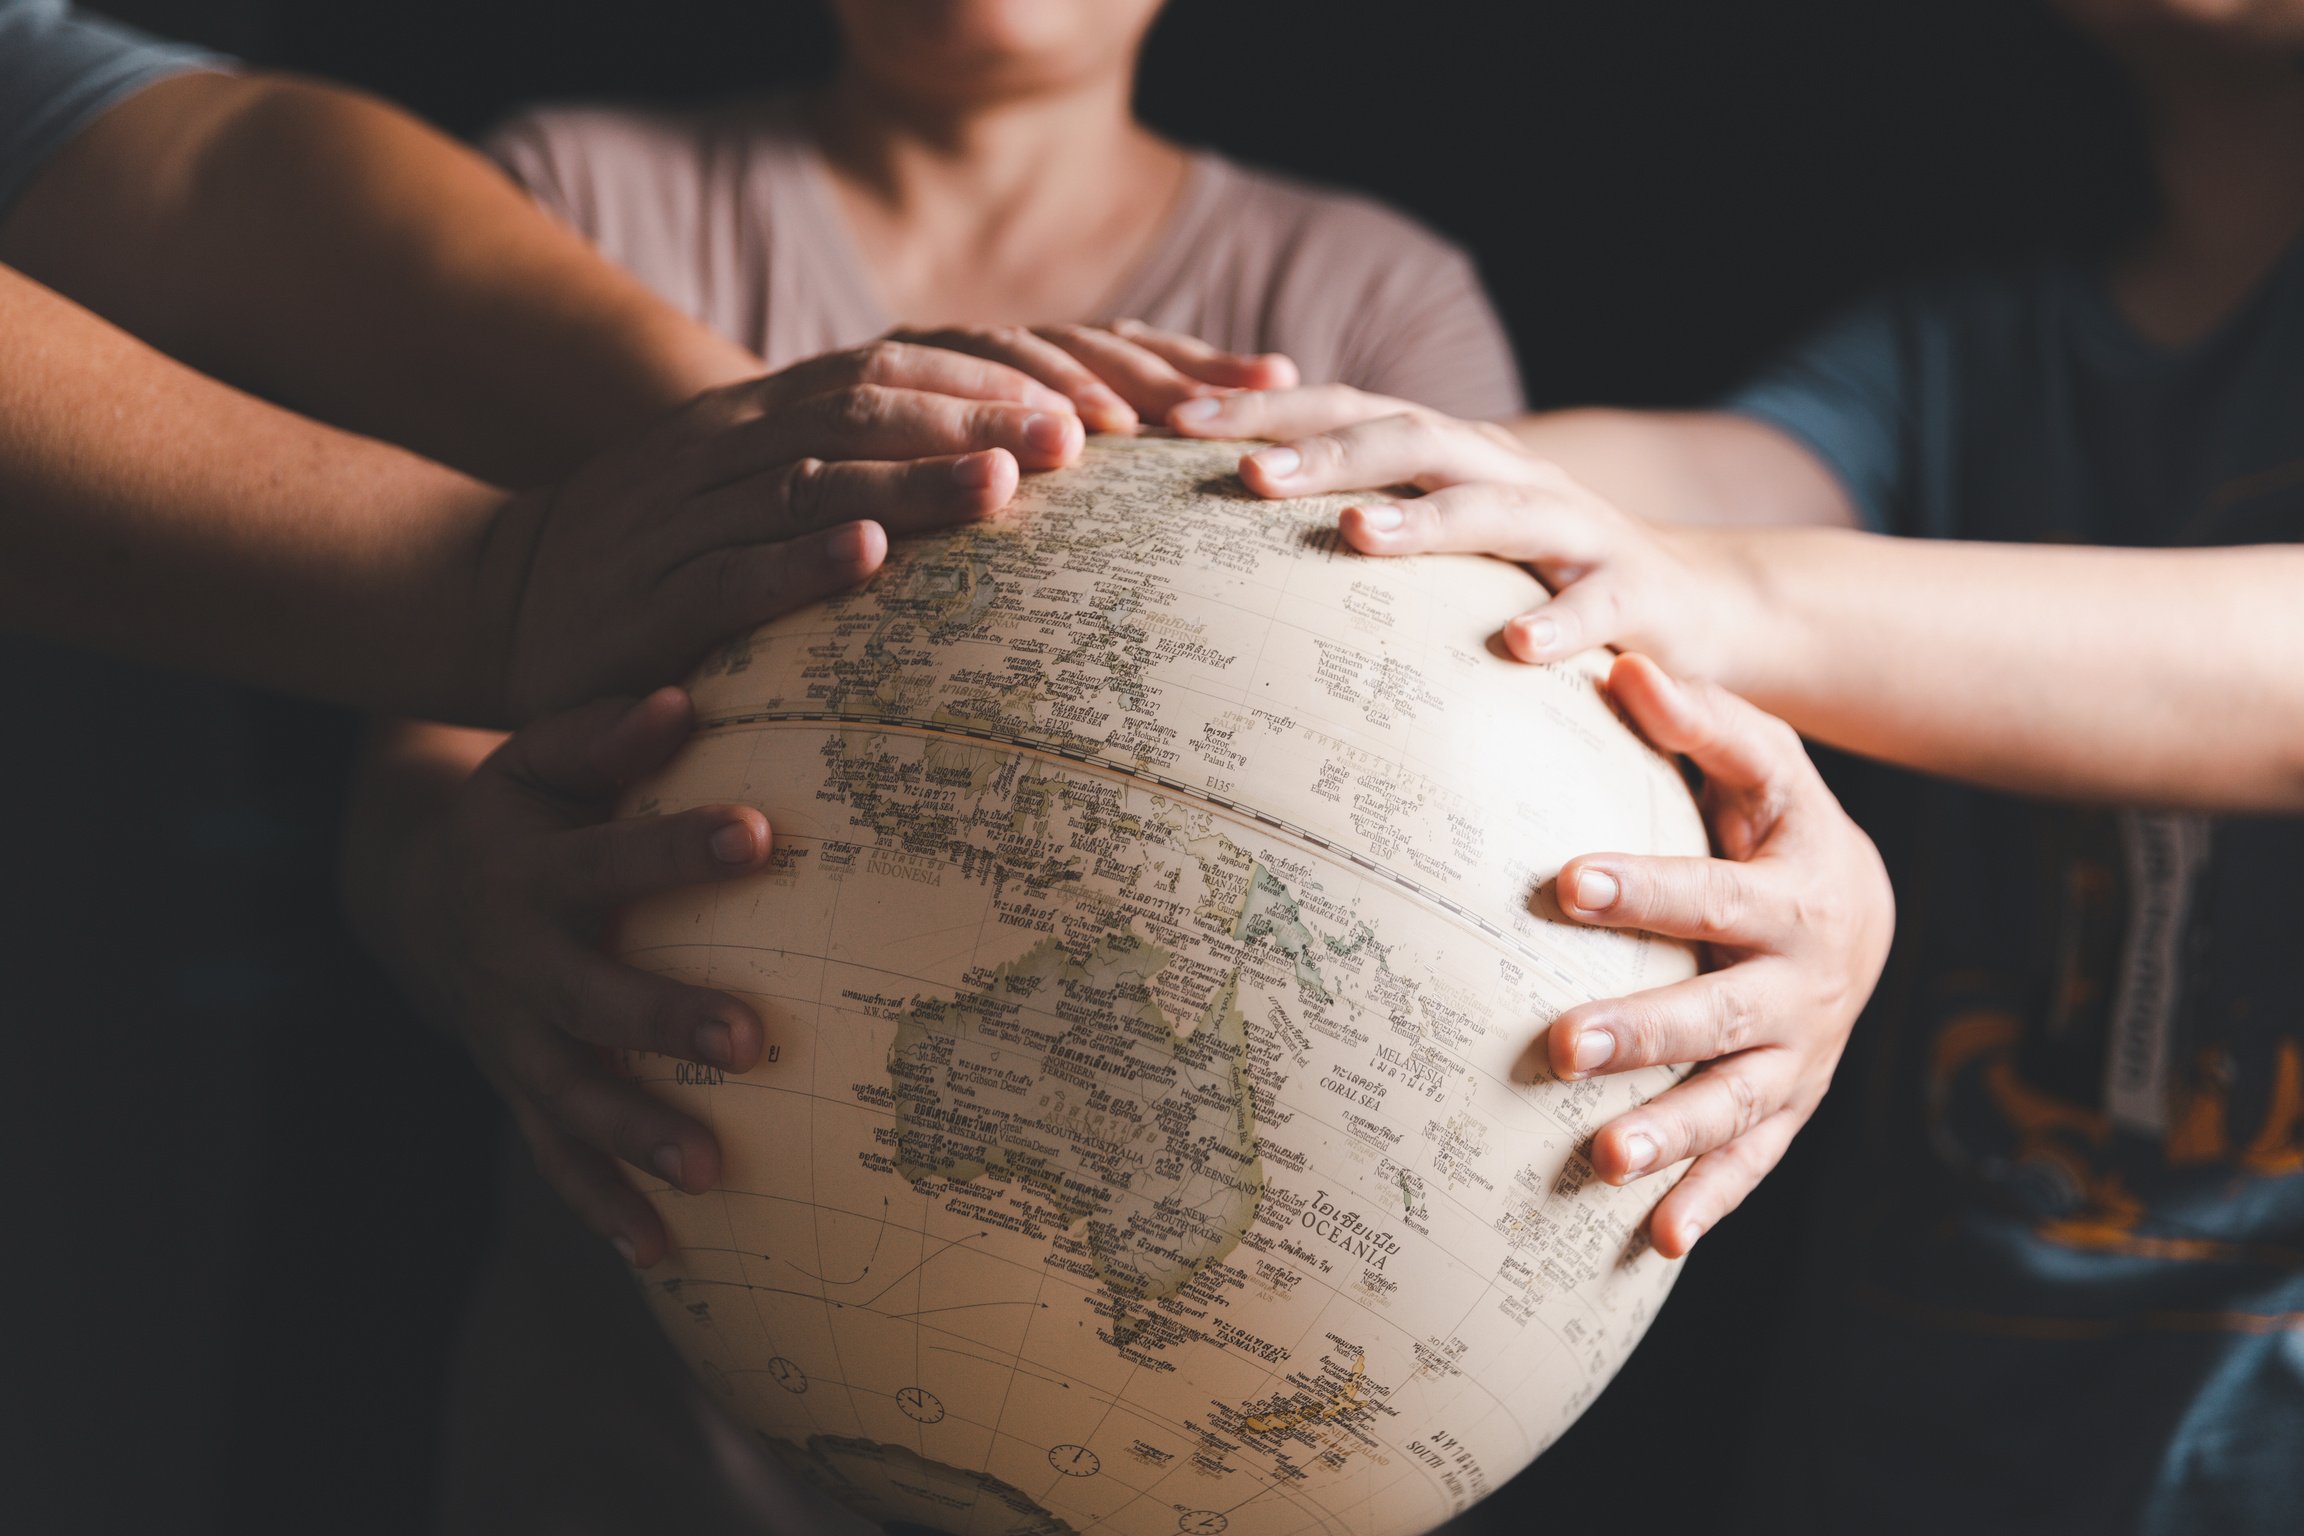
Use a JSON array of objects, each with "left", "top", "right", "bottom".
[{"left": 610, "top": 435, "right": 1709, "bottom": 1536}]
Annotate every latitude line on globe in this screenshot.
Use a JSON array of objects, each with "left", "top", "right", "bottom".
[{"left": 693, "top": 707, "right": 1602, "bottom": 1001}]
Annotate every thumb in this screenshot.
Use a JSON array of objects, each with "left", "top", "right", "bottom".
[
  {"left": 493, "top": 687, "right": 696, "bottom": 808},
  {"left": 1606, "top": 654, "right": 1803, "bottom": 797}
]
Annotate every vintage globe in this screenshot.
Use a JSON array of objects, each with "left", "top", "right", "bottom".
[{"left": 611, "top": 435, "right": 1707, "bottom": 1536}]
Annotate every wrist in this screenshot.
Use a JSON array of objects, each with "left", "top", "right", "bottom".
[
  {"left": 452, "top": 482, "right": 545, "bottom": 729},
  {"left": 1682, "top": 527, "right": 1796, "bottom": 696}
]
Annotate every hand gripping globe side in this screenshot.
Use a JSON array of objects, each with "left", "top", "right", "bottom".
[{"left": 608, "top": 436, "right": 1708, "bottom": 1536}]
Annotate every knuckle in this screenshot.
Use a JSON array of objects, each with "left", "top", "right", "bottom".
[
  {"left": 1605, "top": 996, "right": 1663, "bottom": 1066},
  {"left": 1759, "top": 711, "right": 1805, "bottom": 763},
  {"left": 1695, "top": 865, "right": 1750, "bottom": 940},
  {"left": 525, "top": 1052, "right": 585, "bottom": 1123},
  {"left": 782, "top": 455, "right": 831, "bottom": 513},
  {"left": 1720, "top": 1068, "right": 1765, "bottom": 1138},
  {"left": 1712, "top": 977, "right": 1761, "bottom": 1054},
  {"left": 829, "top": 384, "right": 887, "bottom": 434},
  {"left": 856, "top": 339, "right": 907, "bottom": 383},
  {"left": 641, "top": 989, "right": 689, "bottom": 1055},
  {"left": 1789, "top": 879, "right": 1851, "bottom": 944}
]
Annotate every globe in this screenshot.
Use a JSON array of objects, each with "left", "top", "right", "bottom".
[{"left": 610, "top": 436, "right": 1708, "bottom": 1536}]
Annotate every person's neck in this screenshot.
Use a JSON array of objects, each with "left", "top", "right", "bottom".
[
  {"left": 808, "top": 67, "right": 1188, "bottom": 327},
  {"left": 2105, "top": 34, "right": 2304, "bottom": 349}
]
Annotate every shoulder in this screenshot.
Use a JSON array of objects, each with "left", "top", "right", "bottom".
[
  {"left": 1738, "top": 263, "right": 2056, "bottom": 406},
  {"left": 0, "top": 0, "right": 228, "bottom": 217},
  {"left": 1171, "top": 153, "right": 1520, "bottom": 415},
  {"left": 1724, "top": 263, "right": 2061, "bottom": 533},
  {"left": 482, "top": 99, "right": 800, "bottom": 235},
  {"left": 483, "top": 104, "right": 703, "bottom": 224},
  {"left": 1194, "top": 154, "right": 1482, "bottom": 288}
]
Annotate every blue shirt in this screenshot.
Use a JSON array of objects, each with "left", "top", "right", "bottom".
[
  {"left": 1727, "top": 249, "right": 2304, "bottom": 1533},
  {"left": 0, "top": 0, "right": 219, "bottom": 216}
]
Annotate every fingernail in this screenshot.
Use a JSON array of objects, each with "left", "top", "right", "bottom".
[
  {"left": 611, "top": 1235, "right": 639, "bottom": 1266},
  {"left": 1622, "top": 1133, "right": 1658, "bottom": 1176},
  {"left": 1572, "top": 1029, "right": 1615, "bottom": 1074},
  {"left": 1023, "top": 412, "right": 1075, "bottom": 454},
  {"left": 711, "top": 821, "right": 757, "bottom": 863},
  {"left": 822, "top": 520, "right": 878, "bottom": 568},
  {"left": 1358, "top": 503, "right": 1405, "bottom": 532},
  {"left": 1573, "top": 867, "right": 1619, "bottom": 912},
  {"left": 1249, "top": 445, "right": 1300, "bottom": 480},
  {"left": 1519, "top": 615, "right": 1559, "bottom": 652},
  {"left": 652, "top": 1145, "right": 684, "bottom": 1185},
  {"left": 697, "top": 1019, "right": 735, "bottom": 1067},
  {"left": 1679, "top": 1219, "right": 1708, "bottom": 1247},
  {"left": 1023, "top": 383, "right": 1073, "bottom": 411},
  {"left": 950, "top": 449, "right": 999, "bottom": 490},
  {"left": 1172, "top": 396, "right": 1222, "bottom": 425}
]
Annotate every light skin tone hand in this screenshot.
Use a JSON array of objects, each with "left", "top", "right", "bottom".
[
  {"left": 1168, "top": 384, "right": 1854, "bottom": 531},
  {"left": 344, "top": 689, "right": 767, "bottom": 1266},
  {"left": 888, "top": 319, "right": 1298, "bottom": 433},
  {"left": 1539, "top": 655, "right": 1891, "bottom": 1257},
  {"left": 1233, "top": 405, "right": 2304, "bottom": 812}
]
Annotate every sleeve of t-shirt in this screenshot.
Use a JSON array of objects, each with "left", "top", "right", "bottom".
[
  {"left": 482, "top": 108, "right": 595, "bottom": 236},
  {"left": 1327, "top": 224, "right": 1526, "bottom": 422},
  {"left": 0, "top": 0, "right": 225, "bottom": 219},
  {"left": 1718, "top": 296, "right": 1911, "bottom": 535}
]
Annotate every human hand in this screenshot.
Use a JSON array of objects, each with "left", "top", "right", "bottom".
[
  {"left": 1538, "top": 654, "right": 1891, "bottom": 1257},
  {"left": 886, "top": 319, "right": 1297, "bottom": 434},
  {"left": 366, "top": 691, "right": 769, "bottom": 1266},
  {"left": 1166, "top": 381, "right": 1417, "bottom": 441},
  {"left": 1230, "top": 405, "right": 1761, "bottom": 683},
  {"left": 483, "top": 339, "right": 1092, "bottom": 724}
]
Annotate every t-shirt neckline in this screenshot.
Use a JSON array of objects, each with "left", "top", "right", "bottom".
[
  {"left": 777, "top": 94, "right": 1221, "bottom": 330},
  {"left": 2067, "top": 229, "right": 2304, "bottom": 378}
]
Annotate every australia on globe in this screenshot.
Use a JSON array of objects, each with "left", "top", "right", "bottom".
[{"left": 609, "top": 435, "right": 1709, "bottom": 1536}]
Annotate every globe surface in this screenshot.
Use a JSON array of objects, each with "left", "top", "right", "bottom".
[{"left": 612, "top": 436, "right": 1708, "bottom": 1536}]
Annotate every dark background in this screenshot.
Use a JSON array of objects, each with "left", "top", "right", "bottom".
[{"left": 36, "top": 3, "right": 2151, "bottom": 1532}]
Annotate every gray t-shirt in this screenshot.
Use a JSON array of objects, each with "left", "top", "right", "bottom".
[
  {"left": 487, "top": 98, "right": 1525, "bottom": 420},
  {"left": 1723, "top": 251, "right": 2304, "bottom": 1535},
  {"left": 0, "top": 0, "right": 219, "bottom": 217}
]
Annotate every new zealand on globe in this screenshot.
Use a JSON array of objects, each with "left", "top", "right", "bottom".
[{"left": 609, "top": 435, "right": 1708, "bottom": 1536}]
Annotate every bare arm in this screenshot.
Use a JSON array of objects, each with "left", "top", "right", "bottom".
[
  {"left": 1243, "top": 410, "right": 2304, "bottom": 811},
  {"left": 0, "top": 262, "right": 516, "bottom": 717},
  {"left": 1508, "top": 407, "right": 1858, "bottom": 530},
  {"left": 1170, "top": 388, "right": 1858, "bottom": 529},
  {"left": 1702, "top": 529, "right": 2304, "bottom": 809},
  {"left": 0, "top": 70, "right": 758, "bottom": 485}
]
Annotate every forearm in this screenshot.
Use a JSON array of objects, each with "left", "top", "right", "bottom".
[
  {"left": 0, "top": 71, "right": 756, "bottom": 484},
  {"left": 1511, "top": 408, "right": 1857, "bottom": 529},
  {"left": 0, "top": 264, "right": 524, "bottom": 719},
  {"left": 340, "top": 718, "right": 501, "bottom": 1020},
  {"left": 1715, "top": 528, "right": 2304, "bottom": 809}
]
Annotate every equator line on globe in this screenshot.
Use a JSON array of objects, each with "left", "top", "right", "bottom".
[{"left": 609, "top": 435, "right": 1708, "bottom": 1536}]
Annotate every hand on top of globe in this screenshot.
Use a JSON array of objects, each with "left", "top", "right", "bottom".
[
  {"left": 885, "top": 319, "right": 1298, "bottom": 435},
  {"left": 488, "top": 339, "right": 1088, "bottom": 726},
  {"left": 1165, "top": 379, "right": 1421, "bottom": 442}
]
